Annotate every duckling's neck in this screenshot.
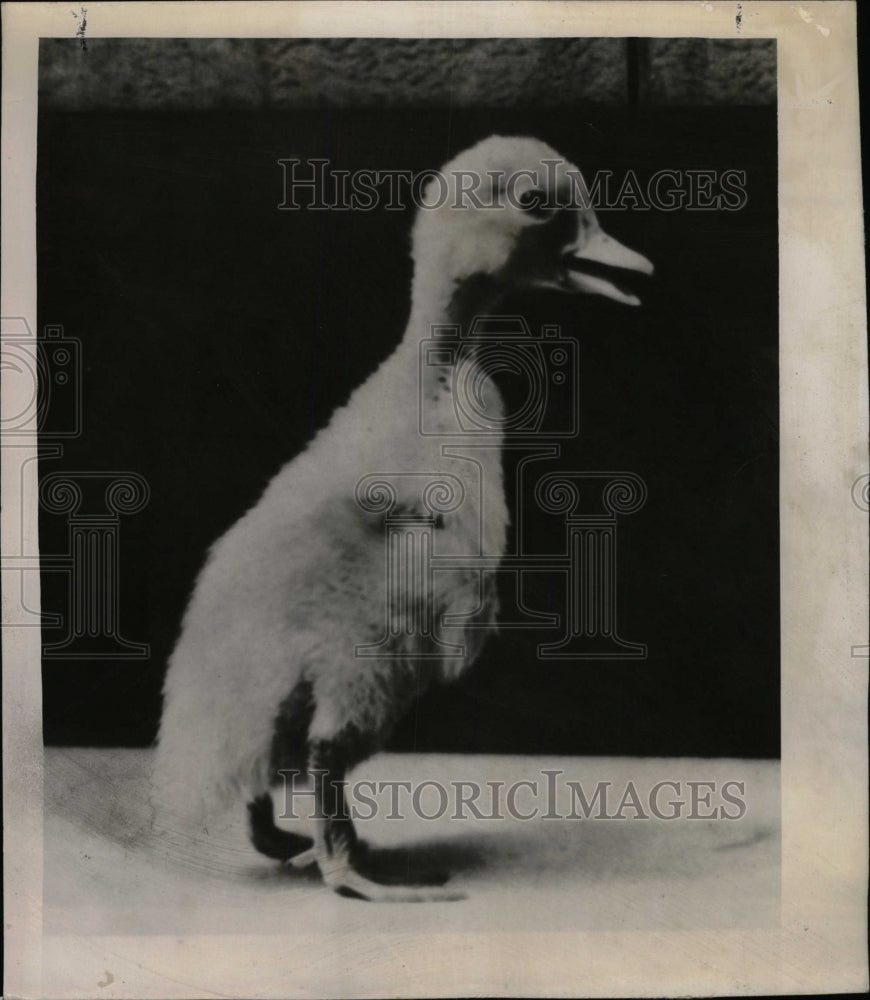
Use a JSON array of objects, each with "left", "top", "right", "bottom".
[
  {"left": 405, "top": 267, "right": 503, "bottom": 343},
  {"left": 382, "top": 268, "right": 505, "bottom": 435},
  {"left": 397, "top": 268, "right": 503, "bottom": 399}
]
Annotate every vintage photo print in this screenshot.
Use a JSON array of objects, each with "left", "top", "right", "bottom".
[{"left": 2, "top": 2, "right": 867, "bottom": 997}]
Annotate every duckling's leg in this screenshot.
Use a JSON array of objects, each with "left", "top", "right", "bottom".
[
  {"left": 247, "top": 793, "right": 314, "bottom": 865},
  {"left": 308, "top": 738, "right": 464, "bottom": 902},
  {"left": 249, "top": 678, "right": 317, "bottom": 867}
]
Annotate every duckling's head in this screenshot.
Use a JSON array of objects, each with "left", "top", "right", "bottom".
[{"left": 410, "top": 135, "right": 653, "bottom": 321}]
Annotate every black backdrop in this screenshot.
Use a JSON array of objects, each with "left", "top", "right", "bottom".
[{"left": 37, "top": 105, "right": 779, "bottom": 757}]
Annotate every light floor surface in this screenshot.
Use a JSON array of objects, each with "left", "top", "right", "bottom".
[{"left": 43, "top": 748, "right": 779, "bottom": 937}]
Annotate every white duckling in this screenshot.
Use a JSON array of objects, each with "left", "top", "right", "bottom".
[{"left": 151, "top": 135, "right": 653, "bottom": 901}]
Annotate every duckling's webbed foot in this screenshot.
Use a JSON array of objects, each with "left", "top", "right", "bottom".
[
  {"left": 287, "top": 845, "right": 318, "bottom": 869},
  {"left": 309, "top": 739, "right": 464, "bottom": 903},
  {"left": 247, "top": 793, "right": 314, "bottom": 863}
]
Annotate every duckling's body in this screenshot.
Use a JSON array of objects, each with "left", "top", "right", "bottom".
[
  {"left": 151, "top": 136, "right": 652, "bottom": 900},
  {"left": 155, "top": 337, "right": 506, "bottom": 817}
]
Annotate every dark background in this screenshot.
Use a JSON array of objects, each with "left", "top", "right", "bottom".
[{"left": 37, "top": 42, "right": 779, "bottom": 758}]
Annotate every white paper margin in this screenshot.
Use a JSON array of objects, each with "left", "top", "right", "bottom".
[{"left": 2, "top": 2, "right": 867, "bottom": 996}]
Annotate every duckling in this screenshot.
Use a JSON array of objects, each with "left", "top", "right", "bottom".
[{"left": 150, "top": 135, "right": 653, "bottom": 901}]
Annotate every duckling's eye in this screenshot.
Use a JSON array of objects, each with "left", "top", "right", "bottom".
[{"left": 517, "top": 188, "right": 557, "bottom": 220}]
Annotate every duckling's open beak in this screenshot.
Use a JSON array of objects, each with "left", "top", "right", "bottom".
[{"left": 563, "top": 229, "right": 654, "bottom": 307}]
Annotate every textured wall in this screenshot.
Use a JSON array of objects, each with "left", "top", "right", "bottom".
[
  {"left": 39, "top": 36, "right": 775, "bottom": 109},
  {"left": 646, "top": 38, "right": 776, "bottom": 104}
]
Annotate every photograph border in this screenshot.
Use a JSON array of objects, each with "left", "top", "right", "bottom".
[{"left": 2, "top": 2, "right": 867, "bottom": 996}]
